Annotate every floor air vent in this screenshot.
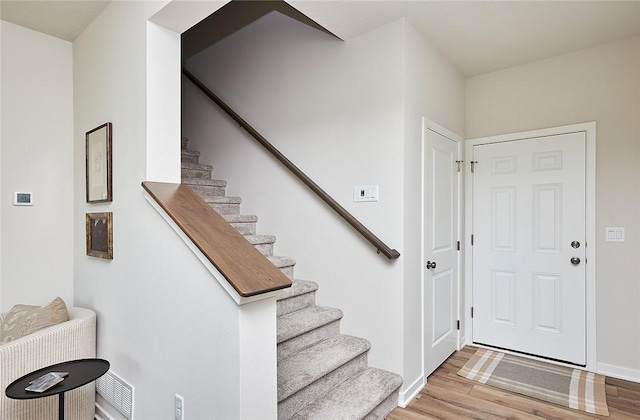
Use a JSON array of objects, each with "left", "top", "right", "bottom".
[{"left": 96, "top": 370, "right": 134, "bottom": 419}]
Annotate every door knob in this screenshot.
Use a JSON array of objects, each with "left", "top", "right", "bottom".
[
  {"left": 426, "top": 261, "right": 437, "bottom": 269},
  {"left": 570, "top": 257, "right": 581, "bottom": 265},
  {"left": 571, "top": 241, "right": 581, "bottom": 249}
]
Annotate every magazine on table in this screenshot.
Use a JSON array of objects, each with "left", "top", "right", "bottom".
[{"left": 25, "top": 372, "right": 69, "bottom": 393}]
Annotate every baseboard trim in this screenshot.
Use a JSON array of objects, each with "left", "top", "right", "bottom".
[
  {"left": 597, "top": 362, "right": 640, "bottom": 383},
  {"left": 398, "top": 375, "right": 425, "bottom": 408}
]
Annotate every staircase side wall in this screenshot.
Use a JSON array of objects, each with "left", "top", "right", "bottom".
[{"left": 183, "top": 12, "right": 406, "bottom": 377}]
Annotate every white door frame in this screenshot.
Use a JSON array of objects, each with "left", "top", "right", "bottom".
[
  {"left": 464, "top": 122, "right": 597, "bottom": 371},
  {"left": 421, "top": 118, "right": 463, "bottom": 379}
]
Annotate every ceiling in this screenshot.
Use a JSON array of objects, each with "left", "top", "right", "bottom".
[
  {"left": 0, "top": 1, "right": 110, "bottom": 42},
  {"left": 2, "top": 0, "right": 639, "bottom": 77}
]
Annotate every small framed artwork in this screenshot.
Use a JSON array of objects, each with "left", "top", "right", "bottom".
[
  {"left": 86, "top": 212, "right": 113, "bottom": 260},
  {"left": 86, "top": 122, "right": 112, "bottom": 203}
]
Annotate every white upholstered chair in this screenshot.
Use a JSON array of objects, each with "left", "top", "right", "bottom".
[{"left": 0, "top": 307, "right": 97, "bottom": 420}]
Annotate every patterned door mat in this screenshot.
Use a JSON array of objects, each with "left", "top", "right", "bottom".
[{"left": 458, "top": 348, "right": 609, "bottom": 416}]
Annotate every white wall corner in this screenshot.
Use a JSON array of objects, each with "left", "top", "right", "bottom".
[
  {"left": 398, "top": 375, "right": 424, "bottom": 408},
  {"left": 146, "top": 21, "right": 181, "bottom": 183}
]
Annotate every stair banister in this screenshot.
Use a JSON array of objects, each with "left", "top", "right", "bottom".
[{"left": 183, "top": 68, "right": 401, "bottom": 260}]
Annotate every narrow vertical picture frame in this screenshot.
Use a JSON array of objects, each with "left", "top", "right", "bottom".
[
  {"left": 86, "top": 212, "right": 113, "bottom": 259},
  {"left": 86, "top": 122, "right": 112, "bottom": 202}
]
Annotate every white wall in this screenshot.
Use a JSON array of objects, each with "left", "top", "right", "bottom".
[
  {"left": 466, "top": 35, "right": 640, "bottom": 379},
  {"left": 0, "top": 21, "right": 74, "bottom": 310},
  {"left": 401, "top": 21, "right": 465, "bottom": 398},
  {"left": 183, "top": 12, "right": 465, "bottom": 400},
  {"left": 73, "top": 2, "right": 246, "bottom": 418}
]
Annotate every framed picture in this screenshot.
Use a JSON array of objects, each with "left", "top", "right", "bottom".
[
  {"left": 86, "top": 122, "right": 112, "bottom": 202},
  {"left": 86, "top": 212, "right": 113, "bottom": 259}
]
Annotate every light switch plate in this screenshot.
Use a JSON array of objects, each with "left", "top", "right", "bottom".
[
  {"left": 605, "top": 227, "right": 625, "bottom": 242},
  {"left": 354, "top": 185, "right": 378, "bottom": 202}
]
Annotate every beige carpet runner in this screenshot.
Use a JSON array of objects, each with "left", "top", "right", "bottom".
[{"left": 458, "top": 348, "right": 609, "bottom": 416}]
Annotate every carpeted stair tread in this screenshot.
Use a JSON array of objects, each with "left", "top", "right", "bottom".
[
  {"left": 269, "top": 256, "right": 297, "bottom": 279},
  {"left": 278, "top": 335, "right": 371, "bottom": 402},
  {"left": 290, "top": 367, "right": 403, "bottom": 420},
  {"left": 182, "top": 178, "right": 227, "bottom": 187},
  {"left": 204, "top": 196, "right": 242, "bottom": 204},
  {"left": 181, "top": 162, "right": 213, "bottom": 171},
  {"left": 243, "top": 234, "right": 276, "bottom": 256},
  {"left": 277, "top": 306, "right": 343, "bottom": 343},
  {"left": 181, "top": 150, "right": 201, "bottom": 164},
  {"left": 245, "top": 234, "right": 277, "bottom": 246},
  {"left": 222, "top": 214, "right": 258, "bottom": 223},
  {"left": 277, "top": 280, "right": 318, "bottom": 301},
  {"left": 277, "top": 280, "right": 318, "bottom": 316},
  {"left": 181, "top": 149, "right": 200, "bottom": 157},
  {"left": 268, "top": 255, "right": 296, "bottom": 269}
]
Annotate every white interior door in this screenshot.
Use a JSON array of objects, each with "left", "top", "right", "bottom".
[
  {"left": 424, "top": 122, "right": 460, "bottom": 377},
  {"left": 471, "top": 131, "right": 587, "bottom": 365}
]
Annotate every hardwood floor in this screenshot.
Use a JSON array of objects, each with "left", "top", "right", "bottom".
[{"left": 388, "top": 346, "right": 640, "bottom": 419}]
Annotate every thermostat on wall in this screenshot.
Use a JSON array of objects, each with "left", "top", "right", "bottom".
[{"left": 13, "top": 192, "right": 33, "bottom": 206}]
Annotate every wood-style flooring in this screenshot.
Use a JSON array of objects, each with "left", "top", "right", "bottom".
[{"left": 388, "top": 346, "right": 640, "bottom": 419}]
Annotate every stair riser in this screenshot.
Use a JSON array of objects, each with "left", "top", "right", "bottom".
[
  {"left": 277, "top": 292, "right": 315, "bottom": 316},
  {"left": 363, "top": 388, "right": 401, "bottom": 420},
  {"left": 278, "top": 353, "right": 368, "bottom": 420},
  {"left": 185, "top": 184, "right": 226, "bottom": 197},
  {"left": 209, "top": 203, "right": 241, "bottom": 215},
  {"left": 253, "top": 242, "right": 274, "bottom": 256},
  {"left": 278, "top": 321, "right": 340, "bottom": 362},
  {"left": 182, "top": 168, "right": 212, "bottom": 180},
  {"left": 279, "top": 265, "right": 294, "bottom": 280},
  {"left": 181, "top": 154, "right": 200, "bottom": 165},
  {"left": 230, "top": 222, "right": 257, "bottom": 235}
]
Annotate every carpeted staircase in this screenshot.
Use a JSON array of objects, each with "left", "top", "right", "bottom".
[{"left": 181, "top": 138, "right": 403, "bottom": 420}]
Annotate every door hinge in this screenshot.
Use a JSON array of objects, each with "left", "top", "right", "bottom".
[
  {"left": 455, "top": 160, "right": 464, "bottom": 173},
  {"left": 457, "top": 241, "right": 460, "bottom": 251},
  {"left": 457, "top": 320, "right": 460, "bottom": 330},
  {"left": 471, "top": 234, "right": 474, "bottom": 246},
  {"left": 470, "top": 161, "right": 478, "bottom": 173},
  {"left": 471, "top": 307, "right": 474, "bottom": 318}
]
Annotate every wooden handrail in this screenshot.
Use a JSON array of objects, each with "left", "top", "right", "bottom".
[
  {"left": 142, "top": 181, "right": 292, "bottom": 297},
  {"left": 183, "top": 68, "right": 400, "bottom": 260}
]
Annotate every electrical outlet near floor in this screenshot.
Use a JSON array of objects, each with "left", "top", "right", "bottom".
[{"left": 175, "top": 394, "right": 184, "bottom": 420}]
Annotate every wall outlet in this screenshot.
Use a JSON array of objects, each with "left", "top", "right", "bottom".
[{"left": 175, "top": 394, "right": 184, "bottom": 420}]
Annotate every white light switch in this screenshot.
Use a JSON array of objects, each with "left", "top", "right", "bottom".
[
  {"left": 605, "top": 227, "right": 625, "bottom": 242},
  {"left": 353, "top": 185, "right": 379, "bottom": 202}
]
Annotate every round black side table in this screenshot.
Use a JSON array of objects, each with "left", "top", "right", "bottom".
[{"left": 6, "top": 358, "right": 109, "bottom": 420}]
